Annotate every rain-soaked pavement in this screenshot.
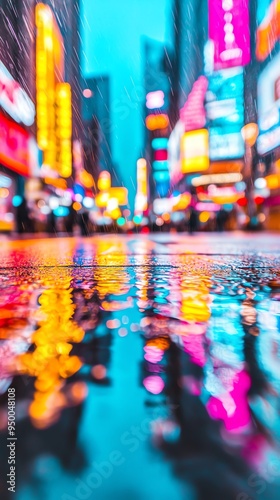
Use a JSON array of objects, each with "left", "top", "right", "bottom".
[{"left": 0, "top": 232, "right": 280, "bottom": 500}]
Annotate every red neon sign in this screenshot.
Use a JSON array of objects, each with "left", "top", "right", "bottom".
[
  {"left": 154, "top": 149, "right": 168, "bottom": 161},
  {"left": 0, "top": 113, "right": 30, "bottom": 176}
]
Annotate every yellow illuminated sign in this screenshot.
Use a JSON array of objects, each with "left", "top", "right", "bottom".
[
  {"left": 98, "top": 171, "right": 111, "bottom": 191},
  {"left": 265, "top": 174, "right": 280, "bottom": 190},
  {"left": 135, "top": 158, "right": 148, "bottom": 213},
  {"left": 56, "top": 83, "right": 72, "bottom": 178},
  {"left": 181, "top": 129, "right": 209, "bottom": 174},
  {"left": 109, "top": 187, "right": 128, "bottom": 206},
  {"left": 146, "top": 114, "right": 169, "bottom": 131},
  {"left": 96, "top": 187, "right": 128, "bottom": 208},
  {"left": 172, "top": 193, "right": 191, "bottom": 211},
  {"left": 78, "top": 170, "right": 94, "bottom": 188},
  {"left": 137, "top": 159, "right": 148, "bottom": 196},
  {"left": 36, "top": 4, "right": 72, "bottom": 178},
  {"left": 106, "top": 207, "right": 121, "bottom": 220},
  {"left": 36, "top": 3, "right": 55, "bottom": 162},
  {"left": 96, "top": 192, "right": 110, "bottom": 208}
]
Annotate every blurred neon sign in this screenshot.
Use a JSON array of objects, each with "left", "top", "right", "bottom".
[
  {"left": 146, "top": 90, "right": 164, "bottom": 109},
  {"left": 196, "top": 202, "right": 220, "bottom": 212},
  {"left": 98, "top": 171, "right": 111, "bottom": 191},
  {"left": 206, "top": 67, "right": 244, "bottom": 160},
  {"left": 152, "top": 138, "right": 168, "bottom": 149},
  {"left": 96, "top": 186, "right": 128, "bottom": 208},
  {"left": 191, "top": 172, "right": 242, "bottom": 186},
  {"left": 209, "top": 131, "right": 244, "bottom": 160},
  {"left": 35, "top": 3, "right": 66, "bottom": 172},
  {"left": 180, "top": 76, "right": 208, "bottom": 132},
  {"left": 208, "top": 0, "right": 251, "bottom": 70},
  {"left": 109, "top": 187, "right": 128, "bottom": 206},
  {"left": 181, "top": 129, "right": 209, "bottom": 174},
  {"left": 154, "top": 149, "right": 168, "bottom": 161},
  {"left": 0, "top": 112, "right": 30, "bottom": 176},
  {"left": 258, "top": 127, "right": 280, "bottom": 155},
  {"left": 0, "top": 62, "right": 35, "bottom": 126},
  {"left": 153, "top": 198, "right": 174, "bottom": 214},
  {"left": 56, "top": 83, "right": 72, "bottom": 178},
  {"left": 153, "top": 160, "right": 168, "bottom": 171},
  {"left": 152, "top": 137, "right": 170, "bottom": 196},
  {"left": 168, "top": 120, "right": 185, "bottom": 184},
  {"left": 257, "top": 52, "right": 280, "bottom": 154},
  {"left": 0, "top": 174, "right": 12, "bottom": 188},
  {"left": 154, "top": 171, "right": 169, "bottom": 182},
  {"left": 146, "top": 113, "right": 169, "bottom": 131}
]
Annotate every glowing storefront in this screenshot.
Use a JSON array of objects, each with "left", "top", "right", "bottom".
[{"left": 0, "top": 61, "right": 36, "bottom": 231}]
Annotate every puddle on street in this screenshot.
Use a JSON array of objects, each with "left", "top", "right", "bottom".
[{"left": 0, "top": 238, "right": 280, "bottom": 500}]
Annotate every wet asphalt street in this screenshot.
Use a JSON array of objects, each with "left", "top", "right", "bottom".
[{"left": 0, "top": 232, "right": 280, "bottom": 500}]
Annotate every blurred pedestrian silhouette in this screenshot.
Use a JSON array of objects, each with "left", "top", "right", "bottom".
[
  {"left": 65, "top": 204, "right": 76, "bottom": 234},
  {"left": 15, "top": 197, "right": 34, "bottom": 233},
  {"left": 46, "top": 210, "right": 56, "bottom": 234},
  {"left": 216, "top": 209, "right": 228, "bottom": 232},
  {"left": 78, "top": 211, "right": 89, "bottom": 236},
  {"left": 188, "top": 207, "right": 198, "bottom": 234}
]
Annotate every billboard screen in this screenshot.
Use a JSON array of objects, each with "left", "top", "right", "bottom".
[
  {"left": 206, "top": 67, "right": 244, "bottom": 160},
  {"left": 208, "top": 0, "right": 251, "bottom": 71},
  {"left": 181, "top": 129, "right": 209, "bottom": 173},
  {"left": 0, "top": 61, "right": 35, "bottom": 126},
  {"left": 257, "top": 52, "right": 280, "bottom": 154}
]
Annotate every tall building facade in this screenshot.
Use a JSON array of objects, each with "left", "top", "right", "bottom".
[
  {"left": 167, "top": 0, "right": 208, "bottom": 192},
  {"left": 0, "top": 0, "right": 84, "bottom": 231}
]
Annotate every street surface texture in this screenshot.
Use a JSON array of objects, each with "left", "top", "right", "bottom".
[{"left": 0, "top": 232, "right": 280, "bottom": 500}]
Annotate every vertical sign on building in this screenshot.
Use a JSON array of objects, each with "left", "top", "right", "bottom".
[
  {"left": 151, "top": 138, "right": 170, "bottom": 197},
  {"left": 135, "top": 159, "right": 148, "bottom": 214},
  {"left": 206, "top": 67, "right": 245, "bottom": 160},
  {"left": 208, "top": 0, "right": 251, "bottom": 71},
  {"left": 180, "top": 76, "right": 208, "bottom": 132},
  {"left": 35, "top": 3, "right": 72, "bottom": 178},
  {"left": 56, "top": 83, "right": 72, "bottom": 178}
]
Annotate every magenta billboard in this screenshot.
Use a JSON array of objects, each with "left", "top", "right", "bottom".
[{"left": 208, "top": 0, "right": 251, "bottom": 70}]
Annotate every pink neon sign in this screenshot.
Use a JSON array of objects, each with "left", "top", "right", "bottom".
[
  {"left": 208, "top": 0, "right": 251, "bottom": 70},
  {"left": 179, "top": 76, "right": 208, "bottom": 132},
  {"left": 0, "top": 112, "right": 30, "bottom": 176}
]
